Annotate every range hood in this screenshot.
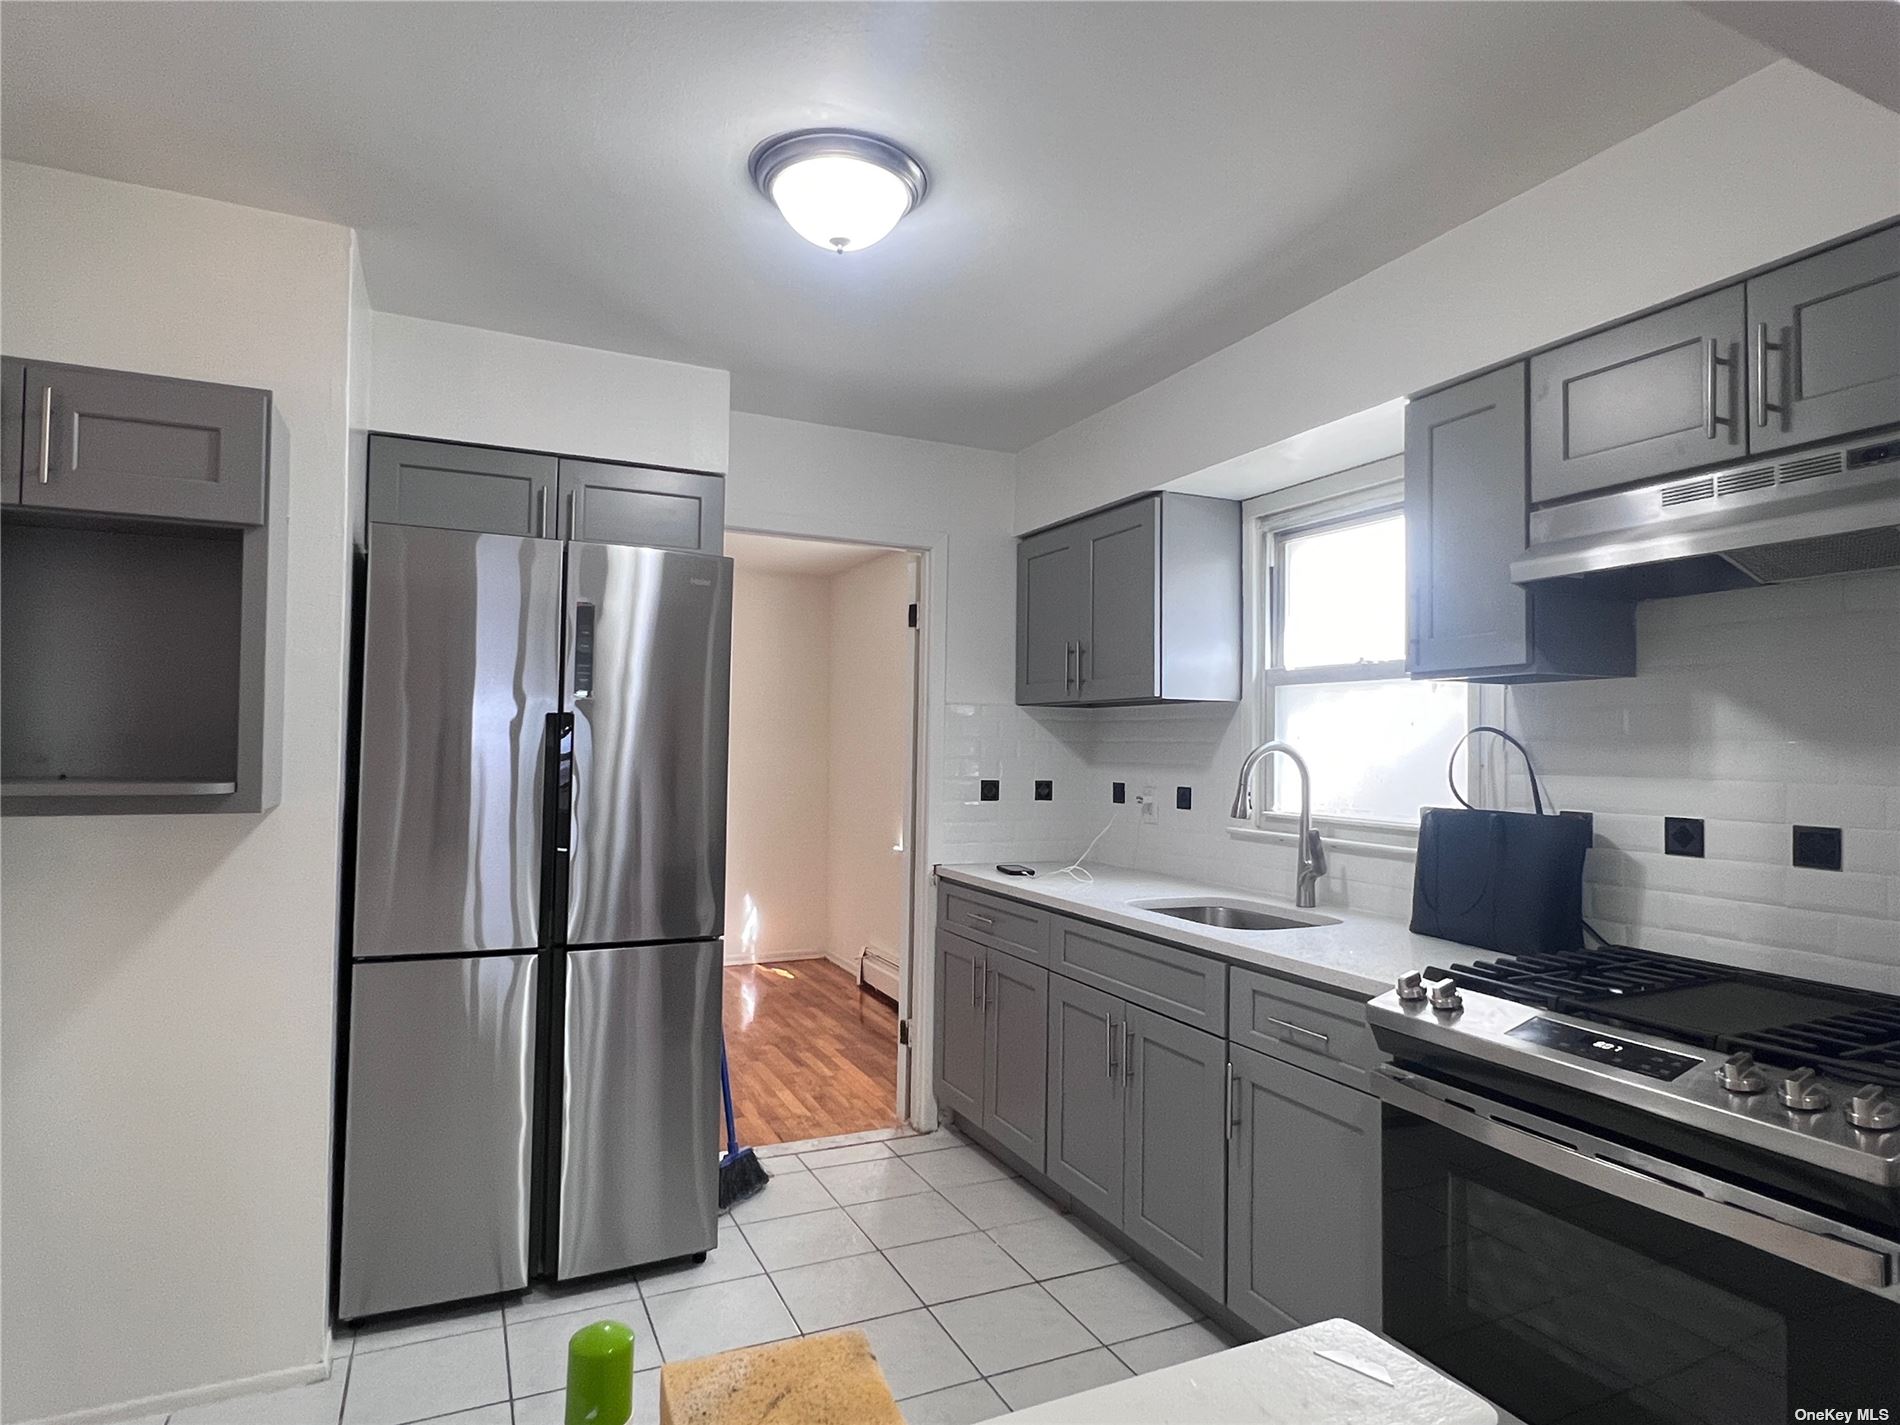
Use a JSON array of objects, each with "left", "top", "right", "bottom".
[{"left": 1513, "top": 429, "right": 1900, "bottom": 591}]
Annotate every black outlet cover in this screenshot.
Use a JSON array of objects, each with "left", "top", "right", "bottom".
[
  {"left": 979, "top": 779, "right": 999, "bottom": 802},
  {"left": 1176, "top": 786, "right": 1193, "bottom": 811},
  {"left": 1112, "top": 782, "right": 1126, "bottom": 804},
  {"left": 1664, "top": 816, "right": 1705, "bottom": 858},
  {"left": 1034, "top": 779, "right": 1053, "bottom": 801},
  {"left": 1792, "top": 825, "right": 1843, "bottom": 872}
]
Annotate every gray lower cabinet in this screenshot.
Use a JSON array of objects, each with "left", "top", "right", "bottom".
[
  {"left": 936, "top": 929, "right": 1048, "bottom": 1168},
  {"left": 935, "top": 931, "right": 987, "bottom": 1121},
  {"left": 1747, "top": 223, "right": 1900, "bottom": 454},
  {"left": 982, "top": 948, "right": 1049, "bottom": 1165},
  {"left": 1016, "top": 491, "right": 1239, "bottom": 706},
  {"left": 1045, "top": 974, "right": 1125, "bottom": 1223},
  {"left": 558, "top": 458, "right": 723, "bottom": 552},
  {"left": 370, "top": 435, "right": 557, "bottom": 538},
  {"left": 1530, "top": 286, "right": 1745, "bottom": 502},
  {"left": 21, "top": 360, "right": 269, "bottom": 525},
  {"left": 1122, "top": 1005, "right": 1227, "bottom": 1297},
  {"left": 1226, "top": 1043, "right": 1382, "bottom": 1336},
  {"left": 1406, "top": 364, "right": 1633, "bottom": 682}
]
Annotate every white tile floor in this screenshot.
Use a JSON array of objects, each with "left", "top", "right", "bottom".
[{"left": 148, "top": 1126, "right": 1234, "bottom": 1425}]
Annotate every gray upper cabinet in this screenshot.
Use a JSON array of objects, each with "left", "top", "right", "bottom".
[
  {"left": 1748, "top": 223, "right": 1900, "bottom": 454},
  {"left": 1121, "top": 1006, "right": 1226, "bottom": 1298},
  {"left": 1016, "top": 523, "right": 1087, "bottom": 703},
  {"left": 1226, "top": 1044, "right": 1381, "bottom": 1337},
  {"left": 559, "top": 459, "right": 723, "bottom": 553},
  {"left": 1406, "top": 365, "right": 1531, "bottom": 675},
  {"left": 935, "top": 932, "right": 987, "bottom": 1122},
  {"left": 1530, "top": 286, "right": 1745, "bottom": 503},
  {"left": 1044, "top": 973, "right": 1125, "bottom": 1224},
  {"left": 22, "top": 361, "right": 268, "bottom": 525},
  {"left": 2, "top": 358, "right": 22, "bottom": 506},
  {"left": 370, "top": 436, "right": 556, "bottom": 538},
  {"left": 983, "top": 950, "right": 1049, "bottom": 1167},
  {"left": 1016, "top": 492, "right": 1239, "bottom": 707},
  {"left": 1406, "top": 364, "right": 1633, "bottom": 683}
]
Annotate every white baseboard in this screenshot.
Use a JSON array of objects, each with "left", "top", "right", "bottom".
[
  {"left": 725, "top": 945, "right": 831, "bottom": 966},
  {"left": 20, "top": 1358, "right": 335, "bottom": 1425}
]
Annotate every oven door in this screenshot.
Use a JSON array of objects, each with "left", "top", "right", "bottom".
[{"left": 1376, "top": 1067, "right": 1900, "bottom": 1425}]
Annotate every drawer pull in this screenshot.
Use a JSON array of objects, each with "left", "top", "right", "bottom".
[
  {"left": 38, "top": 385, "right": 53, "bottom": 484},
  {"left": 964, "top": 912, "right": 996, "bottom": 927},
  {"left": 1265, "top": 1015, "right": 1330, "bottom": 1050}
]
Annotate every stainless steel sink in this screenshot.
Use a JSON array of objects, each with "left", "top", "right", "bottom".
[{"left": 1132, "top": 899, "right": 1335, "bottom": 931}]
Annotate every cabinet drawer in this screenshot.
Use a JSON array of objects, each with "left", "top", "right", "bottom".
[
  {"left": 938, "top": 883, "right": 1048, "bottom": 965},
  {"left": 1052, "top": 917, "right": 1224, "bottom": 1033},
  {"left": 1228, "top": 968, "right": 1383, "bottom": 1091}
]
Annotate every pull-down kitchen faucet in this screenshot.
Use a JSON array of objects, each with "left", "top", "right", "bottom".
[{"left": 1230, "top": 741, "right": 1327, "bottom": 908}]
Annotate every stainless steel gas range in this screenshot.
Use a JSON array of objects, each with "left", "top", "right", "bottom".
[{"left": 1366, "top": 945, "right": 1900, "bottom": 1425}]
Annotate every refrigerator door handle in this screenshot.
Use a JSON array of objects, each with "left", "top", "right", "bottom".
[
  {"left": 573, "top": 602, "right": 596, "bottom": 701},
  {"left": 546, "top": 712, "right": 574, "bottom": 857}
]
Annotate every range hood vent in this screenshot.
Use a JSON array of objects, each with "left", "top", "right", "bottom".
[{"left": 1513, "top": 430, "right": 1900, "bottom": 591}]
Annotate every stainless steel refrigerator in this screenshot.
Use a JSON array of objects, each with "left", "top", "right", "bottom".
[{"left": 337, "top": 522, "right": 731, "bottom": 1320}]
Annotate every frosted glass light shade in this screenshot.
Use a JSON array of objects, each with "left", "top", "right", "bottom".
[{"left": 750, "top": 130, "right": 927, "bottom": 254}]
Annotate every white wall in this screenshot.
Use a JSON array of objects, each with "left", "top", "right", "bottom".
[
  {"left": 828, "top": 552, "right": 918, "bottom": 970},
  {"left": 0, "top": 163, "right": 356, "bottom": 1423},
  {"left": 1015, "top": 62, "right": 1900, "bottom": 530},
  {"left": 369, "top": 311, "right": 730, "bottom": 473},
  {"left": 725, "top": 565, "right": 834, "bottom": 962}
]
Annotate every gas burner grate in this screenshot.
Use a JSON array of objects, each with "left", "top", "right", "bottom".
[{"left": 1434, "top": 946, "right": 1719, "bottom": 1011}]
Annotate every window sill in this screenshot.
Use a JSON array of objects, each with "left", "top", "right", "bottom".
[{"left": 1229, "top": 814, "right": 1418, "bottom": 862}]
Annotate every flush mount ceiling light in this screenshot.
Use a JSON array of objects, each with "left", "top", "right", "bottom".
[{"left": 748, "top": 129, "right": 928, "bottom": 254}]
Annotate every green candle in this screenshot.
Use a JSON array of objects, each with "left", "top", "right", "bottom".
[{"left": 566, "top": 1319, "right": 636, "bottom": 1425}]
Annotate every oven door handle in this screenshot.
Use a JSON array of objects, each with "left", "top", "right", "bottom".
[{"left": 1374, "top": 1066, "right": 1900, "bottom": 1294}]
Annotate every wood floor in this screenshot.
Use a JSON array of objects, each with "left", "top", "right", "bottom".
[{"left": 723, "top": 958, "right": 901, "bottom": 1147}]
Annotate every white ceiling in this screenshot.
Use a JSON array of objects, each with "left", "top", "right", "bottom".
[
  {"left": 0, "top": 3, "right": 1773, "bottom": 450},
  {"left": 725, "top": 530, "right": 903, "bottom": 577}
]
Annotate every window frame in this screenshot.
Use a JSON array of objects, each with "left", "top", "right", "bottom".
[{"left": 1238, "top": 459, "right": 1479, "bottom": 849}]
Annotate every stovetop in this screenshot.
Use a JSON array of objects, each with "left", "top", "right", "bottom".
[{"left": 1427, "top": 944, "right": 1900, "bottom": 1088}]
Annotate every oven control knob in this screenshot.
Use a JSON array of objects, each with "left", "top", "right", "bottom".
[
  {"left": 1396, "top": 971, "right": 1428, "bottom": 1004},
  {"left": 1846, "top": 1084, "right": 1900, "bottom": 1132},
  {"left": 1715, "top": 1052, "right": 1767, "bottom": 1095},
  {"left": 1426, "top": 976, "right": 1463, "bottom": 1014},
  {"left": 1778, "top": 1067, "right": 1831, "bottom": 1113}
]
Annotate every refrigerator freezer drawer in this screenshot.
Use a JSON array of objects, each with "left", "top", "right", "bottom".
[
  {"left": 339, "top": 955, "right": 537, "bottom": 1319},
  {"left": 558, "top": 940, "right": 721, "bottom": 1279}
]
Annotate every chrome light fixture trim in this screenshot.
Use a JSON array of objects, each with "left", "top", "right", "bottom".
[{"left": 748, "top": 128, "right": 928, "bottom": 252}]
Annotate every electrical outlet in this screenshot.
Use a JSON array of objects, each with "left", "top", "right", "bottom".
[
  {"left": 1664, "top": 816, "right": 1704, "bottom": 858},
  {"left": 1138, "top": 785, "right": 1158, "bottom": 825}
]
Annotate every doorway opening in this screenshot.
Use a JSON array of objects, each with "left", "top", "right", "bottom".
[{"left": 722, "top": 530, "right": 922, "bottom": 1147}]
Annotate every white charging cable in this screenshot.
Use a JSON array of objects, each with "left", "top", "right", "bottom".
[{"left": 1053, "top": 809, "right": 1120, "bottom": 883}]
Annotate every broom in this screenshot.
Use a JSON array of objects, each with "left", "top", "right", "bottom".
[{"left": 717, "top": 1032, "right": 770, "bottom": 1209}]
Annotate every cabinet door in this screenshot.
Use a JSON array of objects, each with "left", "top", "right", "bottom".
[
  {"left": 2, "top": 357, "right": 23, "bottom": 505},
  {"left": 559, "top": 458, "right": 723, "bottom": 552},
  {"left": 1405, "top": 364, "right": 1530, "bottom": 676},
  {"left": 1016, "top": 525, "right": 1085, "bottom": 704},
  {"left": 935, "top": 933, "right": 987, "bottom": 1121},
  {"left": 369, "top": 436, "right": 556, "bottom": 538},
  {"left": 1748, "top": 224, "right": 1900, "bottom": 454},
  {"left": 1121, "top": 1006, "right": 1226, "bottom": 1297},
  {"left": 983, "top": 950, "right": 1049, "bottom": 1169},
  {"left": 1530, "top": 286, "right": 1744, "bottom": 502},
  {"left": 1079, "top": 499, "right": 1159, "bottom": 703},
  {"left": 1045, "top": 974, "right": 1125, "bottom": 1224},
  {"left": 1226, "top": 1044, "right": 1381, "bottom": 1336},
  {"left": 22, "top": 363, "right": 268, "bottom": 525}
]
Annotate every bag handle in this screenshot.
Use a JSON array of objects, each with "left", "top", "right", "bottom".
[{"left": 1449, "top": 725, "right": 1553, "bottom": 816}]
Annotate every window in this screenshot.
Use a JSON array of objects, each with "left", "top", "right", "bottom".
[{"left": 1259, "top": 497, "right": 1469, "bottom": 828}]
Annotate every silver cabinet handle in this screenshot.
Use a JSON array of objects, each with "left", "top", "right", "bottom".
[
  {"left": 1224, "top": 1060, "right": 1236, "bottom": 1142},
  {"left": 1104, "top": 1014, "right": 1116, "bottom": 1082},
  {"left": 537, "top": 486, "right": 549, "bottom": 537},
  {"left": 566, "top": 489, "right": 578, "bottom": 537},
  {"left": 1264, "top": 1015, "right": 1330, "bottom": 1050},
  {"left": 1064, "top": 640, "right": 1076, "bottom": 698},
  {"left": 1753, "top": 322, "right": 1772, "bottom": 429},
  {"left": 1076, "top": 640, "right": 1087, "bottom": 695},
  {"left": 976, "top": 955, "right": 986, "bottom": 1009},
  {"left": 965, "top": 912, "right": 996, "bottom": 928},
  {"left": 971, "top": 955, "right": 980, "bottom": 1008},
  {"left": 37, "top": 385, "right": 53, "bottom": 484},
  {"left": 1702, "top": 336, "right": 1717, "bottom": 438},
  {"left": 1123, "top": 1024, "right": 1135, "bottom": 1082}
]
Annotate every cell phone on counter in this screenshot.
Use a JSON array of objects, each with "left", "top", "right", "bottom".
[{"left": 995, "top": 863, "right": 1036, "bottom": 877}]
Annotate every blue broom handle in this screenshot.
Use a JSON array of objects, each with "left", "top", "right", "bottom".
[{"left": 720, "top": 1031, "right": 739, "bottom": 1158}]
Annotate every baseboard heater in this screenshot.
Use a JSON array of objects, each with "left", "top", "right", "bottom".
[{"left": 857, "top": 945, "right": 900, "bottom": 1001}]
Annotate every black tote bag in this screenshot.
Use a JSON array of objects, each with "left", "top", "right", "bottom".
[{"left": 1410, "top": 726, "right": 1591, "bottom": 956}]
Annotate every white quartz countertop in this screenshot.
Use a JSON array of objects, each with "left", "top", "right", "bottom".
[
  {"left": 935, "top": 861, "right": 1463, "bottom": 998},
  {"left": 992, "top": 1318, "right": 1497, "bottom": 1424}
]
